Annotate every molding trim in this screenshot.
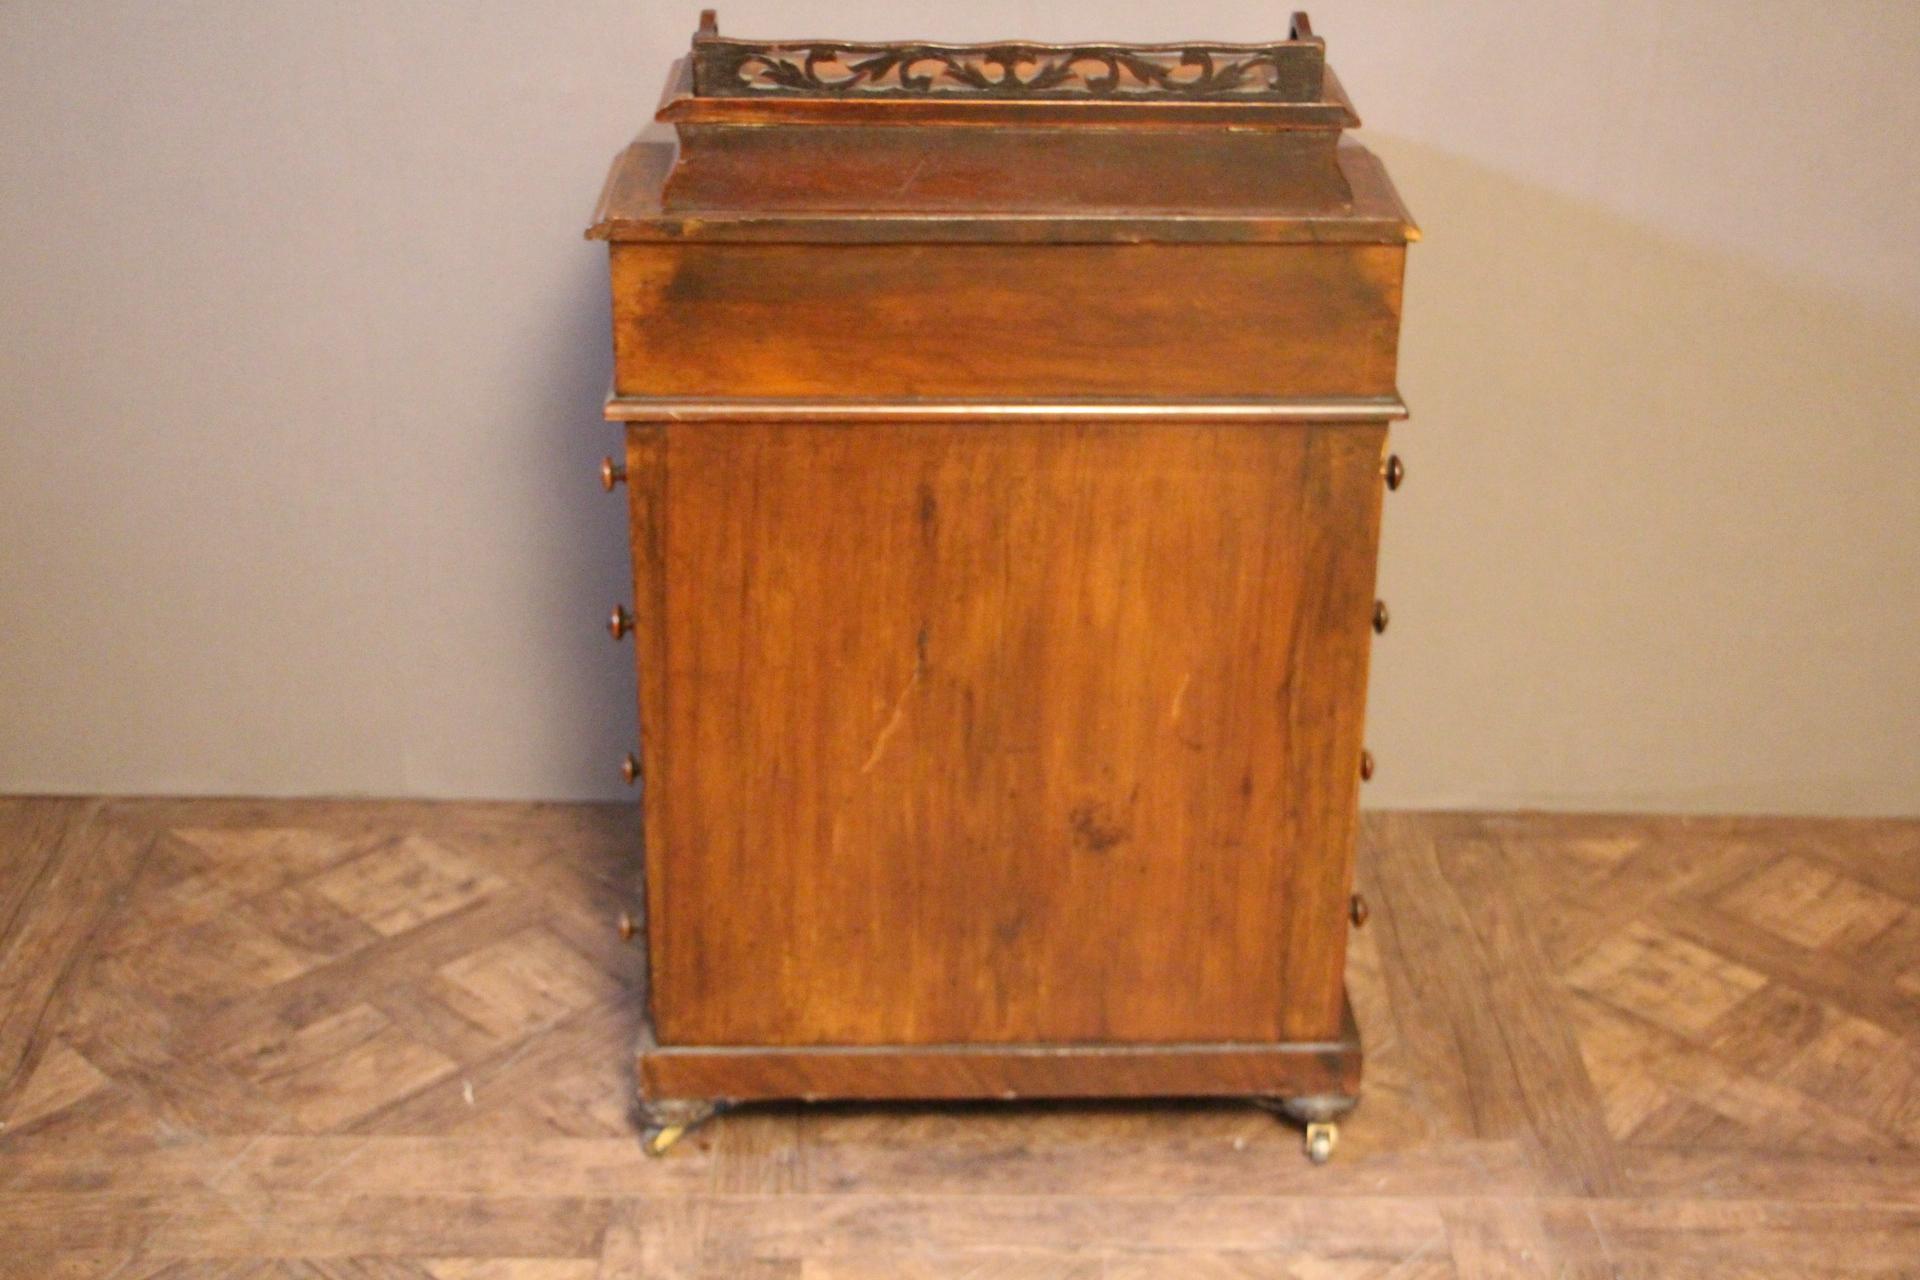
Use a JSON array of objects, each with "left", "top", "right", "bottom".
[
  {"left": 603, "top": 394, "right": 1409, "bottom": 425},
  {"left": 638, "top": 993, "right": 1363, "bottom": 1102}
]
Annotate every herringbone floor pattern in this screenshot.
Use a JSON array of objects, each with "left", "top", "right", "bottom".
[{"left": 2, "top": 799, "right": 1916, "bottom": 1277}]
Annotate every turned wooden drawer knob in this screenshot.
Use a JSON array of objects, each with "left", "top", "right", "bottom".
[
  {"left": 618, "top": 911, "right": 637, "bottom": 942},
  {"left": 609, "top": 605, "right": 633, "bottom": 640},
  {"left": 620, "top": 752, "right": 641, "bottom": 786},
  {"left": 1360, "top": 749, "right": 1375, "bottom": 782},
  {"left": 601, "top": 457, "right": 626, "bottom": 491},
  {"left": 1350, "top": 894, "right": 1370, "bottom": 928},
  {"left": 1383, "top": 454, "right": 1405, "bottom": 490},
  {"left": 1372, "top": 600, "right": 1389, "bottom": 634}
]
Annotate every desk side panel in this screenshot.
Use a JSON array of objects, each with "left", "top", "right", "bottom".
[{"left": 646, "top": 419, "right": 1385, "bottom": 1047}]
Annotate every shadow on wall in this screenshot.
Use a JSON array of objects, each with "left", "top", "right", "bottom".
[
  {"left": 1365, "top": 139, "right": 1919, "bottom": 815},
  {"left": 478, "top": 134, "right": 695, "bottom": 803},
  {"left": 504, "top": 245, "right": 638, "bottom": 801}
]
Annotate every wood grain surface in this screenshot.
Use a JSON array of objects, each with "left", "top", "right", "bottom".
[
  {"left": 608, "top": 242, "right": 1405, "bottom": 400},
  {"left": 636, "top": 998, "right": 1361, "bottom": 1102},
  {"left": 586, "top": 137, "right": 1420, "bottom": 244},
  {"left": 636, "top": 421, "right": 1385, "bottom": 1049},
  {"left": 3, "top": 799, "right": 1917, "bottom": 1275},
  {"left": 659, "top": 125, "right": 1353, "bottom": 215}
]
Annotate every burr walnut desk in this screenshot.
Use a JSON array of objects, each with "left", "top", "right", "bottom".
[{"left": 588, "top": 11, "right": 1415, "bottom": 1163}]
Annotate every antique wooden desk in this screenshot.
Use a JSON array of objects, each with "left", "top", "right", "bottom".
[{"left": 589, "top": 11, "right": 1414, "bottom": 1163}]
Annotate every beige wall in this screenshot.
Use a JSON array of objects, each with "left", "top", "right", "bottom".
[{"left": 2, "top": 1, "right": 1915, "bottom": 813}]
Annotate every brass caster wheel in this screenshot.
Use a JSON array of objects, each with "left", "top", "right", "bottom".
[
  {"left": 642, "top": 1123, "right": 689, "bottom": 1157},
  {"left": 1305, "top": 1121, "right": 1338, "bottom": 1165},
  {"left": 635, "top": 1098, "right": 721, "bottom": 1157}
]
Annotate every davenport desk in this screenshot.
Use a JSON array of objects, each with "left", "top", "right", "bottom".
[{"left": 588, "top": 11, "right": 1415, "bottom": 1163}]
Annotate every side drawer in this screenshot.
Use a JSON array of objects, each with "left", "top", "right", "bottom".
[{"left": 610, "top": 241, "right": 1405, "bottom": 401}]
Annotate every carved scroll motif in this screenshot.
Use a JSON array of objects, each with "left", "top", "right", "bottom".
[{"left": 693, "top": 40, "right": 1324, "bottom": 102}]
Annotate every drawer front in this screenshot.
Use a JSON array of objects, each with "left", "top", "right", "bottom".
[
  {"left": 634, "top": 418, "right": 1385, "bottom": 1048},
  {"left": 610, "top": 242, "right": 1404, "bottom": 401}
]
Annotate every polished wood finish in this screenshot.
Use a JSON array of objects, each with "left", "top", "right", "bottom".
[
  {"left": 596, "top": 16, "right": 1413, "bottom": 1117},
  {"left": 4, "top": 798, "right": 1917, "bottom": 1274},
  {"left": 636, "top": 421, "right": 1384, "bottom": 1049},
  {"left": 659, "top": 127, "right": 1356, "bottom": 215},
  {"left": 638, "top": 992, "right": 1361, "bottom": 1101},
  {"left": 602, "top": 394, "right": 1411, "bottom": 423},
  {"left": 588, "top": 134, "right": 1418, "bottom": 244},
  {"left": 607, "top": 242, "right": 1405, "bottom": 400}
]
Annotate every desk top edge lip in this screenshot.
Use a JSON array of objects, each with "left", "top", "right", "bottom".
[{"left": 585, "top": 137, "right": 1419, "bottom": 245}]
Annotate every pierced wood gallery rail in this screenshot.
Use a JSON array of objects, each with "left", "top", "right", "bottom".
[{"left": 695, "top": 41, "right": 1327, "bottom": 100}]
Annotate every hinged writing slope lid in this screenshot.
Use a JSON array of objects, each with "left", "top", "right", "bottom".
[{"left": 588, "top": 10, "right": 1416, "bottom": 245}]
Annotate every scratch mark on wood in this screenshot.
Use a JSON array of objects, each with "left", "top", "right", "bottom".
[
  {"left": 861, "top": 668, "right": 922, "bottom": 775},
  {"left": 1169, "top": 671, "right": 1192, "bottom": 726}
]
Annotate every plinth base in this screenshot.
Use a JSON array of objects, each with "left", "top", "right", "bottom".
[{"left": 637, "top": 990, "right": 1361, "bottom": 1105}]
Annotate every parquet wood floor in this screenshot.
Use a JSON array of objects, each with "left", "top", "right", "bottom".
[{"left": 2, "top": 798, "right": 1916, "bottom": 1277}]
